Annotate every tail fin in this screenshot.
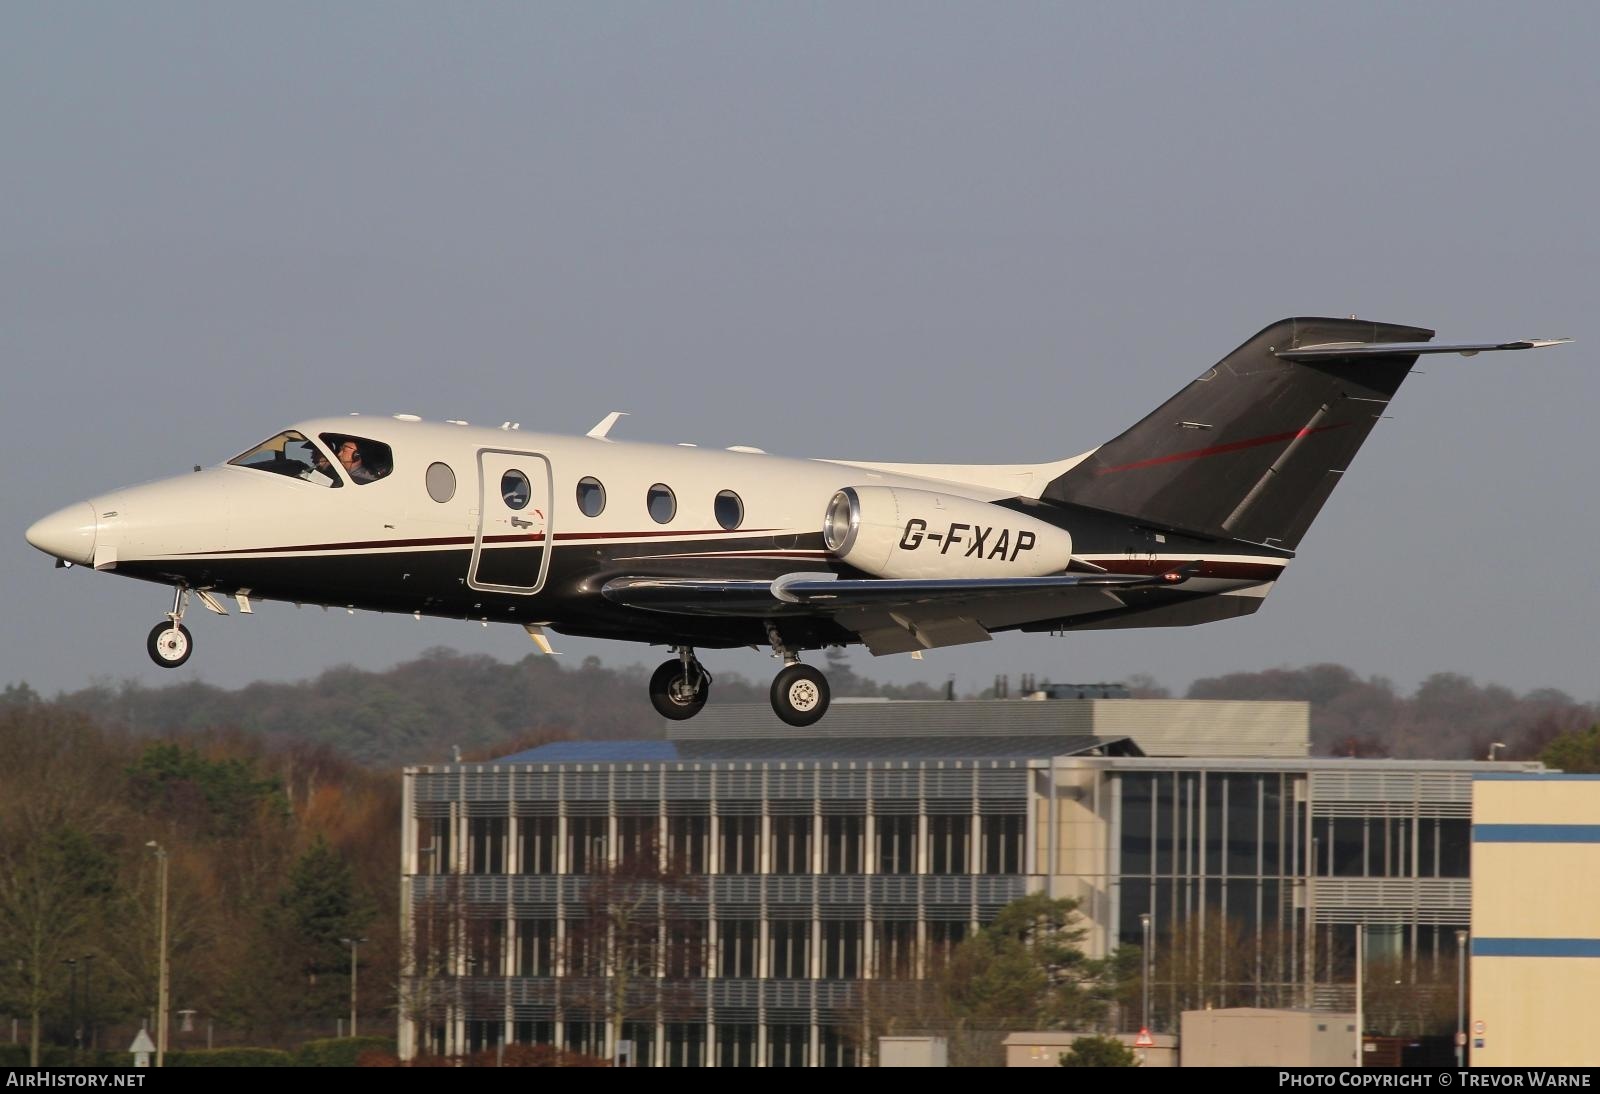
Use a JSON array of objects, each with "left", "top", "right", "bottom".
[{"left": 1043, "top": 317, "right": 1433, "bottom": 549}]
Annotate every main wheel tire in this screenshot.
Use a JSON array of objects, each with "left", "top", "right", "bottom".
[
  {"left": 146, "top": 622, "right": 193, "bottom": 668},
  {"left": 649, "top": 658, "right": 709, "bottom": 720},
  {"left": 770, "top": 663, "right": 830, "bottom": 727}
]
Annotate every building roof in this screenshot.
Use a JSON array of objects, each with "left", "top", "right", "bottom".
[
  {"left": 496, "top": 734, "right": 1135, "bottom": 764},
  {"left": 665, "top": 699, "right": 1310, "bottom": 758}
]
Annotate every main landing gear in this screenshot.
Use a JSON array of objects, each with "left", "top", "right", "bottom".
[
  {"left": 764, "top": 623, "right": 830, "bottom": 728},
  {"left": 650, "top": 631, "right": 833, "bottom": 728},
  {"left": 649, "top": 648, "right": 712, "bottom": 720},
  {"left": 770, "top": 662, "right": 829, "bottom": 728},
  {"left": 147, "top": 584, "right": 193, "bottom": 668}
]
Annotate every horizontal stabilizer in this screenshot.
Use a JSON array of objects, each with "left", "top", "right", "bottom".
[{"left": 1276, "top": 338, "right": 1571, "bottom": 361}]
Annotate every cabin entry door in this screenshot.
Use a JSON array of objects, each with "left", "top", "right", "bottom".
[{"left": 468, "top": 448, "right": 552, "bottom": 595}]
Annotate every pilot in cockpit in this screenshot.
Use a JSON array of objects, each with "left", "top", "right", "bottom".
[{"left": 334, "top": 437, "right": 380, "bottom": 484}]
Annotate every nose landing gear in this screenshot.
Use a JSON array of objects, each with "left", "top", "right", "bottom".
[{"left": 146, "top": 585, "right": 193, "bottom": 668}]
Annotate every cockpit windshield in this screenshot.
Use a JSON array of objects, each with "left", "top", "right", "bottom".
[{"left": 228, "top": 431, "right": 342, "bottom": 487}]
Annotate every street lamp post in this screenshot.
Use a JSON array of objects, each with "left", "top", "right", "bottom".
[
  {"left": 1140, "top": 912, "right": 1153, "bottom": 1033},
  {"left": 341, "top": 937, "right": 368, "bottom": 1038},
  {"left": 1456, "top": 929, "right": 1469, "bottom": 1068},
  {"left": 83, "top": 954, "right": 94, "bottom": 1054},
  {"left": 146, "top": 841, "right": 169, "bottom": 1068},
  {"left": 64, "top": 958, "right": 78, "bottom": 1054}
]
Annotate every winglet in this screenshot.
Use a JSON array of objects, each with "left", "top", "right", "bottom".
[{"left": 587, "top": 412, "right": 629, "bottom": 439}]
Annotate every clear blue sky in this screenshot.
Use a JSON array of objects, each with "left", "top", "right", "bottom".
[{"left": 4, "top": 3, "right": 1595, "bottom": 702}]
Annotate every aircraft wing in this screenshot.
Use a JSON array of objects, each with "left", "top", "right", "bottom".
[{"left": 601, "top": 567, "right": 1197, "bottom": 655}]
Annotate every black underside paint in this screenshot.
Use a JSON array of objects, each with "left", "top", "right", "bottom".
[{"left": 113, "top": 514, "right": 1287, "bottom": 652}]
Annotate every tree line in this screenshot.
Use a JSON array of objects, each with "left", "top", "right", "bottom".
[
  {"left": 0, "top": 703, "right": 397, "bottom": 1066},
  {"left": 6, "top": 653, "right": 1595, "bottom": 768}
]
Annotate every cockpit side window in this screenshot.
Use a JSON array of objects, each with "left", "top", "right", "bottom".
[
  {"left": 319, "top": 433, "right": 393, "bottom": 485},
  {"left": 228, "top": 431, "right": 342, "bottom": 487}
]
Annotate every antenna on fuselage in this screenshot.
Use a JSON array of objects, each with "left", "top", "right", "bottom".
[{"left": 587, "top": 411, "right": 629, "bottom": 440}]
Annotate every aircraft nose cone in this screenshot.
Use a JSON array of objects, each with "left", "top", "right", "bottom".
[{"left": 26, "top": 502, "right": 96, "bottom": 566}]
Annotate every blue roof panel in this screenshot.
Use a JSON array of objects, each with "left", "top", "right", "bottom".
[
  {"left": 495, "top": 735, "right": 1125, "bottom": 764},
  {"left": 498, "top": 740, "right": 681, "bottom": 763}
]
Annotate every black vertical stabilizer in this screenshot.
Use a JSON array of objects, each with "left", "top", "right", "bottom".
[{"left": 1042, "top": 317, "right": 1434, "bottom": 549}]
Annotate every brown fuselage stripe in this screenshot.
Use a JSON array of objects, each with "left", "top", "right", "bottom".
[{"left": 1094, "top": 423, "right": 1349, "bottom": 474}]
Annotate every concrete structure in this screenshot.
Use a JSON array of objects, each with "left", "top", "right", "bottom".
[
  {"left": 1181, "top": 1008, "right": 1357, "bottom": 1067},
  {"left": 878, "top": 1035, "right": 947, "bottom": 1067},
  {"left": 397, "top": 697, "right": 1542, "bottom": 1066},
  {"left": 1469, "top": 773, "right": 1600, "bottom": 1067},
  {"left": 1004, "top": 1030, "right": 1177, "bottom": 1067}
]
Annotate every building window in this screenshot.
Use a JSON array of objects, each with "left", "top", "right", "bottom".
[
  {"left": 719, "top": 920, "right": 758, "bottom": 978},
  {"left": 665, "top": 1023, "right": 706, "bottom": 1068},
  {"left": 768, "top": 919, "right": 811, "bottom": 979},
  {"left": 821, "top": 920, "right": 862, "bottom": 979},
  {"left": 875, "top": 813, "right": 918, "bottom": 874},
  {"left": 468, "top": 816, "right": 506, "bottom": 875},
  {"left": 667, "top": 813, "right": 709, "bottom": 874},
  {"left": 770, "top": 814, "right": 812, "bottom": 874},
  {"left": 874, "top": 920, "right": 917, "bottom": 977},
  {"left": 717, "top": 1023, "right": 758, "bottom": 1068},
  {"left": 823, "top": 814, "right": 864, "bottom": 875},
  {"left": 928, "top": 814, "right": 970, "bottom": 874},
  {"left": 518, "top": 816, "right": 557, "bottom": 874},
  {"left": 981, "top": 814, "right": 1024, "bottom": 874},
  {"left": 718, "top": 813, "right": 759, "bottom": 874},
  {"left": 514, "top": 918, "right": 556, "bottom": 976},
  {"left": 617, "top": 814, "right": 658, "bottom": 868},
  {"left": 766, "top": 1023, "right": 809, "bottom": 1067},
  {"left": 567, "top": 815, "right": 607, "bottom": 874}
]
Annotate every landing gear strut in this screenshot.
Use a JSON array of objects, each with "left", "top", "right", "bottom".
[
  {"left": 649, "top": 648, "right": 711, "bottom": 720},
  {"left": 147, "top": 584, "right": 193, "bottom": 668}
]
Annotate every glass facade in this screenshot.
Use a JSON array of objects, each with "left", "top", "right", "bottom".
[
  {"left": 403, "top": 745, "right": 1485, "bottom": 1064},
  {"left": 1111, "top": 765, "right": 1472, "bottom": 1031},
  {"left": 402, "top": 759, "right": 1029, "bottom": 1066}
]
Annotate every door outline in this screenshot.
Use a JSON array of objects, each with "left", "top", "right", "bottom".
[{"left": 468, "top": 448, "right": 553, "bottom": 595}]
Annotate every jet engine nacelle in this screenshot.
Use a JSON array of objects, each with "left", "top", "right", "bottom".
[{"left": 822, "top": 486, "right": 1073, "bottom": 579}]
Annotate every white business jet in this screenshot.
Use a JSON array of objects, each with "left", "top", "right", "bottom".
[{"left": 25, "top": 317, "right": 1567, "bottom": 727}]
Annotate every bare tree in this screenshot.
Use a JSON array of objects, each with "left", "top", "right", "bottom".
[{"left": 560, "top": 832, "right": 705, "bottom": 1064}]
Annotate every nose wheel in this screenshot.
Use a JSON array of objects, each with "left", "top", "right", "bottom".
[
  {"left": 649, "top": 650, "right": 711, "bottom": 720},
  {"left": 147, "top": 621, "right": 193, "bottom": 668},
  {"left": 146, "top": 584, "right": 194, "bottom": 668},
  {"left": 771, "top": 663, "right": 830, "bottom": 727}
]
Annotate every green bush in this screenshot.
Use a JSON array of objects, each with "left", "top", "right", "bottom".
[
  {"left": 1060, "top": 1035, "right": 1139, "bottom": 1067},
  {"left": 167, "top": 1047, "right": 293, "bottom": 1067},
  {"left": 296, "top": 1036, "right": 396, "bottom": 1067}
]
